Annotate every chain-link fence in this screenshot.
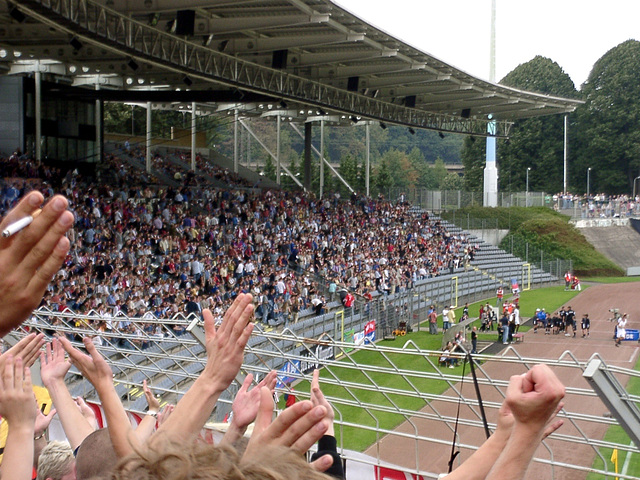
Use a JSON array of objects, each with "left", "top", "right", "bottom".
[
  {"left": 444, "top": 212, "right": 500, "bottom": 231},
  {"left": 503, "top": 234, "right": 573, "bottom": 278},
  {"left": 389, "top": 188, "right": 551, "bottom": 212}
]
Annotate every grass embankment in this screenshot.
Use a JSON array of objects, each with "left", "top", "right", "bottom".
[
  {"left": 441, "top": 206, "right": 624, "bottom": 277},
  {"left": 283, "top": 285, "right": 583, "bottom": 452}
]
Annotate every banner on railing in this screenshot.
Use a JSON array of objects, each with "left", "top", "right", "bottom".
[{"left": 364, "top": 319, "right": 377, "bottom": 344}]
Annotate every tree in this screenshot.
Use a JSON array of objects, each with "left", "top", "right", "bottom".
[
  {"left": 461, "top": 55, "right": 579, "bottom": 194},
  {"left": 573, "top": 40, "right": 640, "bottom": 193},
  {"left": 338, "top": 154, "right": 359, "bottom": 195},
  {"left": 374, "top": 159, "right": 393, "bottom": 196},
  {"left": 461, "top": 137, "right": 485, "bottom": 192},
  {"left": 441, "top": 173, "right": 465, "bottom": 191},
  {"left": 380, "top": 149, "right": 418, "bottom": 192},
  {"left": 263, "top": 156, "right": 276, "bottom": 181}
]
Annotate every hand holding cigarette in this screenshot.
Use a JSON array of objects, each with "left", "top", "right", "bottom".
[
  {"left": 0, "top": 192, "right": 74, "bottom": 336},
  {"left": 2, "top": 209, "right": 41, "bottom": 237}
]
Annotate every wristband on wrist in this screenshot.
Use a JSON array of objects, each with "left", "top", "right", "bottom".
[{"left": 147, "top": 411, "right": 158, "bottom": 418}]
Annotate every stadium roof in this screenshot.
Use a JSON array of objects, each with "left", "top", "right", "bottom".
[{"left": 0, "top": 0, "right": 582, "bottom": 136}]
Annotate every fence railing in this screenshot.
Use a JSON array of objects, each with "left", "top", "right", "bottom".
[
  {"left": 389, "top": 188, "right": 551, "bottom": 212},
  {"left": 12, "top": 304, "right": 639, "bottom": 480},
  {"left": 503, "top": 234, "right": 573, "bottom": 278}
]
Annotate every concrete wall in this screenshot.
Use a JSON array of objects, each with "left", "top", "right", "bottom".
[
  {"left": 572, "top": 218, "right": 629, "bottom": 228},
  {"left": 0, "top": 77, "right": 24, "bottom": 156},
  {"left": 468, "top": 229, "right": 509, "bottom": 246}
]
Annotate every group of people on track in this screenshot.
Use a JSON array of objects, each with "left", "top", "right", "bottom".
[{"left": 532, "top": 305, "right": 591, "bottom": 337}]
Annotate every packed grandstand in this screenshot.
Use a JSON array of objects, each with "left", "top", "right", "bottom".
[{"left": 2, "top": 146, "right": 637, "bottom": 480}]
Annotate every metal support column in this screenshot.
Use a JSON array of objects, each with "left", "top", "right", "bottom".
[
  {"left": 247, "top": 129, "right": 252, "bottom": 169},
  {"left": 191, "top": 102, "right": 196, "bottom": 171},
  {"left": 319, "top": 119, "right": 324, "bottom": 198},
  {"left": 365, "top": 122, "right": 371, "bottom": 197},
  {"left": 146, "top": 102, "right": 152, "bottom": 173},
  {"left": 304, "top": 122, "right": 312, "bottom": 190},
  {"left": 35, "top": 69, "right": 42, "bottom": 162},
  {"left": 276, "top": 114, "right": 281, "bottom": 185},
  {"left": 233, "top": 109, "right": 239, "bottom": 174},
  {"left": 563, "top": 114, "right": 568, "bottom": 193},
  {"left": 95, "top": 84, "right": 102, "bottom": 163}
]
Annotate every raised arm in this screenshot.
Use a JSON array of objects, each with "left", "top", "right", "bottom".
[
  {"left": 154, "top": 294, "right": 255, "bottom": 442},
  {"left": 134, "top": 379, "right": 161, "bottom": 442},
  {"left": 59, "top": 336, "right": 140, "bottom": 458},
  {"left": 221, "top": 370, "right": 277, "bottom": 446},
  {"left": 0, "top": 192, "right": 74, "bottom": 336},
  {"left": 444, "top": 393, "right": 563, "bottom": 480},
  {"left": 40, "top": 338, "right": 95, "bottom": 450},
  {"left": 309, "top": 369, "right": 344, "bottom": 478},
  {"left": 485, "top": 364, "right": 565, "bottom": 480},
  {"left": 0, "top": 356, "right": 38, "bottom": 480},
  {"left": 243, "top": 387, "right": 329, "bottom": 462},
  {"left": 33, "top": 406, "right": 57, "bottom": 469},
  {"left": 0, "top": 333, "right": 45, "bottom": 370}
]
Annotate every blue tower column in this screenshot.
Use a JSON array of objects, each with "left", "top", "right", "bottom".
[{"left": 483, "top": 117, "right": 498, "bottom": 207}]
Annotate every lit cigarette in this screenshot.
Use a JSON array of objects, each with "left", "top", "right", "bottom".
[{"left": 2, "top": 210, "right": 42, "bottom": 238}]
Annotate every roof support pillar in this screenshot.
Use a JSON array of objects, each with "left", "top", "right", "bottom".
[
  {"left": 319, "top": 119, "right": 324, "bottom": 198},
  {"left": 276, "top": 114, "right": 281, "bottom": 185},
  {"left": 146, "top": 102, "right": 152, "bottom": 173},
  {"left": 191, "top": 102, "right": 196, "bottom": 171},
  {"left": 233, "top": 109, "right": 239, "bottom": 174},
  {"left": 34, "top": 69, "right": 42, "bottom": 162},
  {"left": 95, "top": 84, "right": 103, "bottom": 163},
  {"left": 563, "top": 114, "right": 568, "bottom": 194},
  {"left": 304, "top": 122, "right": 312, "bottom": 191},
  {"left": 365, "top": 122, "right": 371, "bottom": 197}
]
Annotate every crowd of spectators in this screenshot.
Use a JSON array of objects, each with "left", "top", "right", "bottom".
[
  {"left": 2, "top": 150, "right": 472, "bottom": 339},
  {"left": 0, "top": 157, "right": 567, "bottom": 480},
  {"left": 553, "top": 192, "right": 640, "bottom": 218}
]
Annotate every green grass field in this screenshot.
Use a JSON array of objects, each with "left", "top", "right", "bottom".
[
  {"left": 583, "top": 276, "right": 640, "bottom": 284},
  {"left": 283, "top": 285, "right": 585, "bottom": 452}
]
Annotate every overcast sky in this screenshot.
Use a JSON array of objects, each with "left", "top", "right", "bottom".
[{"left": 335, "top": 0, "right": 640, "bottom": 89}]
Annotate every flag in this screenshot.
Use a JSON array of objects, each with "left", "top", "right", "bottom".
[{"left": 611, "top": 448, "right": 618, "bottom": 480}]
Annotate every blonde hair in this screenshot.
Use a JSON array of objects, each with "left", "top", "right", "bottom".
[
  {"left": 37, "top": 441, "right": 75, "bottom": 480},
  {"left": 111, "top": 440, "right": 331, "bottom": 480}
]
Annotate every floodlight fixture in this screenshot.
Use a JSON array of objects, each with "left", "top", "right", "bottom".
[
  {"left": 9, "top": 6, "right": 26, "bottom": 23},
  {"left": 69, "top": 37, "right": 83, "bottom": 51}
]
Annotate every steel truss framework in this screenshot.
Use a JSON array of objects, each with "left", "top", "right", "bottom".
[
  {"left": 14, "top": 308, "right": 640, "bottom": 480},
  {"left": 8, "top": 0, "right": 517, "bottom": 137}
]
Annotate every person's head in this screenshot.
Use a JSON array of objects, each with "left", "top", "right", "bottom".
[
  {"left": 75, "top": 429, "right": 117, "bottom": 480},
  {"left": 37, "top": 441, "right": 76, "bottom": 480},
  {"left": 112, "top": 440, "right": 330, "bottom": 480}
]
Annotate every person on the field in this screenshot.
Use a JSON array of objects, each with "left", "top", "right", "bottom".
[
  {"left": 564, "top": 306, "right": 576, "bottom": 338},
  {"left": 442, "top": 305, "right": 451, "bottom": 333},
  {"left": 615, "top": 313, "right": 628, "bottom": 347},
  {"left": 581, "top": 313, "right": 590, "bottom": 337},
  {"left": 500, "top": 312, "right": 510, "bottom": 345},
  {"left": 572, "top": 275, "right": 581, "bottom": 291}
]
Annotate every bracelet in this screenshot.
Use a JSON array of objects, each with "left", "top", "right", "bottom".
[
  {"left": 34, "top": 432, "right": 46, "bottom": 441},
  {"left": 147, "top": 411, "right": 158, "bottom": 418}
]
